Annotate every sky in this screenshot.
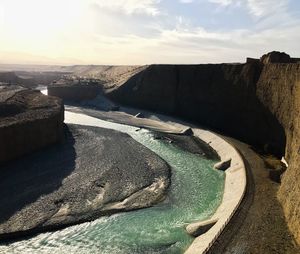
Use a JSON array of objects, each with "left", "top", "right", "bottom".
[{"left": 0, "top": 0, "right": 300, "bottom": 65}]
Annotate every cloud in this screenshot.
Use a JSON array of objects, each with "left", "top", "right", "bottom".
[
  {"left": 91, "top": 0, "right": 161, "bottom": 16},
  {"left": 209, "top": 0, "right": 289, "bottom": 18},
  {"left": 209, "top": 0, "right": 235, "bottom": 6},
  {"left": 0, "top": 0, "right": 299, "bottom": 65},
  {"left": 247, "top": 0, "right": 288, "bottom": 17},
  {"left": 78, "top": 22, "right": 289, "bottom": 64},
  {"left": 179, "top": 0, "right": 195, "bottom": 3}
]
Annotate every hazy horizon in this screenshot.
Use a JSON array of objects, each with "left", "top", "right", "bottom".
[{"left": 1, "top": 0, "right": 300, "bottom": 65}]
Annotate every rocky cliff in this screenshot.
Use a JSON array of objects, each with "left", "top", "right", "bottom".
[
  {"left": 108, "top": 63, "right": 286, "bottom": 156},
  {"left": 48, "top": 84, "right": 102, "bottom": 102},
  {"left": 107, "top": 53, "right": 300, "bottom": 244},
  {"left": 256, "top": 64, "right": 300, "bottom": 243},
  {"left": 0, "top": 72, "right": 36, "bottom": 88},
  {"left": 0, "top": 87, "right": 64, "bottom": 164}
]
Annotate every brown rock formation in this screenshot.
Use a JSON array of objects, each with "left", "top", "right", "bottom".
[
  {"left": 260, "top": 51, "right": 292, "bottom": 64},
  {"left": 108, "top": 63, "right": 285, "bottom": 156},
  {"left": 48, "top": 83, "right": 102, "bottom": 102},
  {"left": 0, "top": 87, "right": 64, "bottom": 164},
  {"left": 106, "top": 52, "right": 300, "bottom": 244},
  {"left": 256, "top": 63, "right": 300, "bottom": 243}
]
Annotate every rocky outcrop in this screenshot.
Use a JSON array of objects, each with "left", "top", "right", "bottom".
[
  {"left": 256, "top": 64, "right": 300, "bottom": 243},
  {"left": 0, "top": 72, "right": 36, "bottom": 88},
  {"left": 0, "top": 87, "right": 64, "bottom": 164},
  {"left": 260, "top": 51, "right": 293, "bottom": 64},
  {"left": 48, "top": 84, "right": 102, "bottom": 102},
  {"left": 106, "top": 53, "right": 300, "bottom": 244}
]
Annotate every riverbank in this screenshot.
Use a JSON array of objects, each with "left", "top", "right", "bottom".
[
  {"left": 65, "top": 106, "right": 246, "bottom": 253},
  {"left": 0, "top": 111, "right": 225, "bottom": 254},
  {"left": 0, "top": 124, "right": 170, "bottom": 241},
  {"left": 67, "top": 105, "right": 300, "bottom": 253}
]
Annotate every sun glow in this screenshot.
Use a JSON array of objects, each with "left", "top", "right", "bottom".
[
  {"left": 0, "top": 0, "right": 299, "bottom": 65},
  {"left": 0, "top": 0, "right": 89, "bottom": 61}
]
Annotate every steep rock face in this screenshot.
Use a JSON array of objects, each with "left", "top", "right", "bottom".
[
  {"left": 107, "top": 60, "right": 300, "bottom": 244},
  {"left": 108, "top": 63, "right": 285, "bottom": 156},
  {"left": 107, "top": 65, "right": 178, "bottom": 112},
  {"left": 0, "top": 87, "right": 64, "bottom": 164},
  {"left": 48, "top": 84, "right": 102, "bottom": 102},
  {"left": 256, "top": 64, "right": 300, "bottom": 243}
]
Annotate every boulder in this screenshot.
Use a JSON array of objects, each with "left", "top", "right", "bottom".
[{"left": 214, "top": 158, "right": 232, "bottom": 171}]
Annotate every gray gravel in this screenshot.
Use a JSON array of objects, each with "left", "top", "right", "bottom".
[{"left": 0, "top": 124, "right": 170, "bottom": 241}]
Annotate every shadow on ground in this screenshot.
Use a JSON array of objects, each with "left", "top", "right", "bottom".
[{"left": 0, "top": 126, "right": 76, "bottom": 224}]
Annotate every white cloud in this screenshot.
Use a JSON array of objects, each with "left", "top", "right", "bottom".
[
  {"left": 179, "top": 0, "right": 195, "bottom": 3},
  {"left": 209, "top": 0, "right": 289, "bottom": 18},
  {"left": 209, "top": 0, "right": 235, "bottom": 6},
  {"left": 247, "top": 0, "right": 288, "bottom": 17},
  {"left": 0, "top": 0, "right": 299, "bottom": 65},
  {"left": 91, "top": 0, "right": 161, "bottom": 16}
]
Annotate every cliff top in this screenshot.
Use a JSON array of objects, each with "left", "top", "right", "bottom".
[{"left": 0, "top": 87, "right": 63, "bottom": 127}]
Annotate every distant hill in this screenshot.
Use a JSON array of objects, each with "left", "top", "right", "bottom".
[{"left": 0, "top": 64, "right": 146, "bottom": 88}]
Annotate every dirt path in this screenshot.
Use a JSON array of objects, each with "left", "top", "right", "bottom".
[{"left": 209, "top": 137, "right": 300, "bottom": 254}]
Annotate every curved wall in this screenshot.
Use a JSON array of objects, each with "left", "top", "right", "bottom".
[{"left": 107, "top": 62, "right": 300, "bottom": 244}]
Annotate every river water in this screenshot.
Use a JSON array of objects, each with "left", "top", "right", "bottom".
[{"left": 0, "top": 101, "right": 225, "bottom": 253}]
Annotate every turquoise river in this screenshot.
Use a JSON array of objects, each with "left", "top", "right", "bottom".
[{"left": 0, "top": 111, "right": 225, "bottom": 254}]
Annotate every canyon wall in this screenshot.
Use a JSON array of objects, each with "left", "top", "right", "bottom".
[
  {"left": 108, "top": 63, "right": 285, "bottom": 156},
  {"left": 48, "top": 84, "right": 102, "bottom": 102},
  {"left": 0, "top": 88, "right": 64, "bottom": 164},
  {"left": 256, "top": 64, "right": 300, "bottom": 243},
  {"left": 0, "top": 71, "right": 70, "bottom": 87},
  {"left": 107, "top": 60, "right": 300, "bottom": 244},
  {"left": 0, "top": 72, "right": 35, "bottom": 88}
]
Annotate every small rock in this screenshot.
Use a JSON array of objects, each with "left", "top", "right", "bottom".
[
  {"left": 214, "top": 158, "right": 232, "bottom": 171},
  {"left": 135, "top": 112, "right": 144, "bottom": 118},
  {"left": 186, "top": 219, "right": 218, "bottom": 237},
  {"left": 182, "top": 127, "right": 193, "bottom": 136}
]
